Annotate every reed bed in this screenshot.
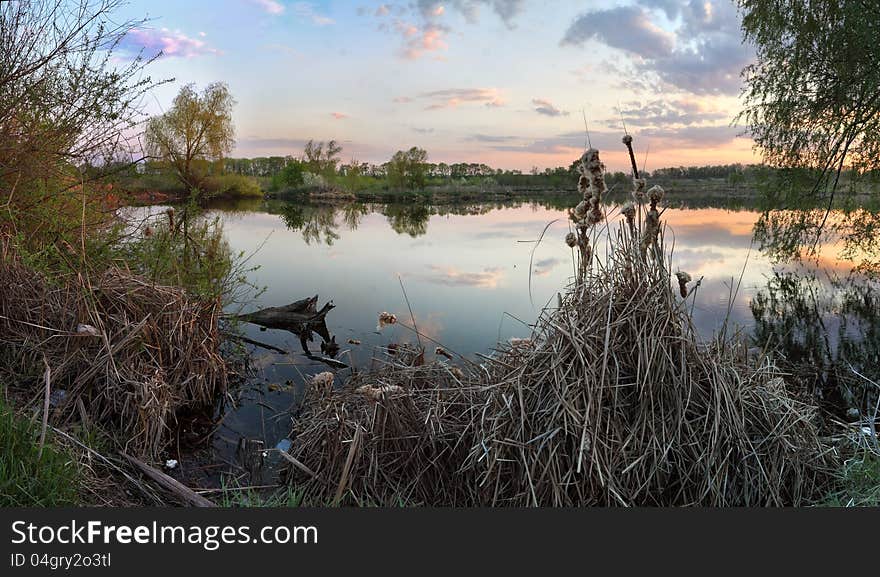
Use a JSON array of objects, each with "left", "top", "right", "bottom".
[
  {"left": 0, "top": 246, "right": 226, "bottom": 460},
  {"left": 286, "top": 351, "right": 481, "bottom": 506},
  {"left": 470, "top": 148, "right": 833, "bottom": 506},
  {"left": 286, "top": 145, "right": 834, "bottom": 506}
]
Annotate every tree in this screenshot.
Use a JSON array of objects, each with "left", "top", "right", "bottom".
[
  {"left": 145, "top": 82, "right": 235, "bottom": 198},
  {"left": 303, "top": 139, "right": 342, "bottom": 178},
  {"left": 738, "top": 1, "right": 879, "bottom": 198},
  {"left": 738, "top": 0, "right": 880, "bottom": 267},
  {"left": 275, "top": 160, "right": 304, "bottom": 189},
  {"left": 386, "top": 147, "right": 428, "bottom": 190}
]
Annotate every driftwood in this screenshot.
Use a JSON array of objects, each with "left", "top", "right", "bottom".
[
  {"left": 122, "top": 453, "right": 216, "bottom": 507},
  {"left": 233, "top": 295, "right": 335, "bottom": 354}
]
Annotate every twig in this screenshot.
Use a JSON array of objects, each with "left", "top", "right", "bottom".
[
  {"left": 38, "top": 356, "right": 51, "bottom": 459},
  {"left": 122, "top": 453, "right": 216, "bottom": 507}
]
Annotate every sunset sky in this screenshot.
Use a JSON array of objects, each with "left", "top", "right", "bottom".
[{"left": 117, "top": 0, "right": 759, "bottom": 171}]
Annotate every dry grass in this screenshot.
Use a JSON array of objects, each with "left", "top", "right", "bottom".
[
  {"left": 286, "top": 349, "right": 480, "bottom": 506},
  {"left": 0, "top": 241, "right": 226, "bottom": 460},
  {"left": 284, "top": 147, "right": 835, "bottom": 507},
  {"left": 470, "top": 225, "right": 833, "bottom": 505}
]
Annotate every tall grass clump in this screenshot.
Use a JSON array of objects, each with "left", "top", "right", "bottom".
[
  {"left": 468, "top": 146, "right": 835, "bottom": 506},
  {"left": 0, "top": 397, "right": 79, "bottom": 506}
]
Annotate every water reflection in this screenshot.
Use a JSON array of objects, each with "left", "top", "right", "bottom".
[
  {"left": 754, "top": 206, "right": 880, "bottom": 276},
  {"left": 751, "top": 270, "right": 880, "bottom": 416}
]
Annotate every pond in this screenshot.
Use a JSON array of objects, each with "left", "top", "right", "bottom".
[{"left": 144, "top": 196, "right": 877, "bottom": 472}]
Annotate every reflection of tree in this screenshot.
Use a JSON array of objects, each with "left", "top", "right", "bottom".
[
  {"left": 751, "top": 271, "right": 880, "bottom": 416},
  {"left": 279, "top": 204, "right": 340, "bottom": 245},
  {"left": 754, "top": 205, "right": 880, "bottom": 277},
  {"left": 341, "top": 203, "right": 368, "bottom": 231},
  {"left": 382, "top": 204, "right": 430, "bottom": 237}
]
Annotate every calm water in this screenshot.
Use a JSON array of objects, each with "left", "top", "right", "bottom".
[{"left": 135, "top": 197, "right": 874, "bottom": 465}]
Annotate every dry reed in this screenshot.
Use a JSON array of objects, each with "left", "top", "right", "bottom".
[
  {"left": 0, "top": 243, "right": 226, "bottom": 459},
  {"left": 467, "top": 149, "right": 834, "bottom": 506},
  {"left": 286, "top": 351, "right": 481, "bottom": 506}
]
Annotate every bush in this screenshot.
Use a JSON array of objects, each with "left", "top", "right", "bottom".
[
  {"left": 204, "top": 173, "right": 262, "bottom": 198},
  {"left": 0, "top": 397, "right": 79, "bottom": 506}
]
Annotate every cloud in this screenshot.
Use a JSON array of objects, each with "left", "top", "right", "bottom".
[
  {"left": 394, "top": 20, "right": 448, "bottom": 59},
  {"left": 478, "top": 124, "right": 743, "bottom": 157},
  {"left": 561, "top": 6, "right": 675, "bottom": 59},
  {"left": 262, "top": 42, "right": 303, "bottom": 57},
  {"left": 293, "top": 2, "right": 334, "bottom": 26},
  {"left": 330, "top": 112, "right": 348, "bottom": 120},
  {"left": 412, "top": 127, "right": 435, "bottom": 134},
  {"left": 466, "top": 134, "right": 518, "bottom": 143},
  {"left": 119, "top": 27, "right": 220, "bottom": 58},
  {"left": 249, "top": 0, "right": 284, "bottom": 14},
  {"left": 532, "top": 98, "right": 569, "bottom": 117},
  {"left": 395, "top": 88, "right": 505, "bottom": 110},
  {"left": 416, "top": 265, "right": 505, "bottom": 289},
  {"left": 638, "top": 125, "right": 742, "bottom": 148},
  {"left": 561, "top": 1, "right": 754, "bottom": 95},
  {"left": 373, "top": 1, "right": 525, "bottom": 60},
  {"left": 612, "top": 98, "right": 729, "bottom": 128},
  {"left": 414, "top": 1, "right": 526, "bottom": 27}
]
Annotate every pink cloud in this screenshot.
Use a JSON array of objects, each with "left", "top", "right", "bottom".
[
  {"left": 250, "top": 0, "right": 284, "bottom": 15},
  {"left": 405, "top": 88, "right": 505, "bottom": 110},
  {"left": 330, "top": 112, "right": 348, "bottom": 120},
  {"left": 121, "top": 27, "right": 220, "bottom": 58},
  {"left": 385, "top": 18, "right": 448, "bottom": 60}
]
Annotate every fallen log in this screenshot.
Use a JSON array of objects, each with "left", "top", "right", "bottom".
[
  {"left": 235, "top": 295, "right": 334, "bottom": 331},
  {"left": 231, "top": 295, "right": 335, "bottom": 354}
]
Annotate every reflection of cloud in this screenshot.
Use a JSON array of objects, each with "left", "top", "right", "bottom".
[
  {"left": 671, "top": 222, "right": 753, "bottom": 246},
  {"left": 672, "top": 248, "right": 725, "bottom": 272},
  {"left": 532, "top": 257, "right": 561, "bottom": 277},
  {"left": 417, "top": 265, "right": 505, "bottom": 288},
  {"left": 410, "top": 311, "right": 445, "bottom": 344}
]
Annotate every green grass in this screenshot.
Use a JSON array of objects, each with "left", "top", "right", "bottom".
[
  {"left": 819, "top": 450, "right": 880, "bottom": 507},
  {"left": 217, "top": 477, "right": 307, "bottom": 507},
  {"left": 0, "top": 397, "right": 80, "bottom": 507}
]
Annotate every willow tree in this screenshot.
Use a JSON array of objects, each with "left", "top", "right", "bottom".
[
  {"left": 145, "top": 82, "right": 235, "bottom": 199},
  {"left": 738, "top": 1, "right": 880, "bottom": 268}
]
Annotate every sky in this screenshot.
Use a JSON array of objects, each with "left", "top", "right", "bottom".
[{"left": 115, "top": 0, "right": 759, "bottom": 171}]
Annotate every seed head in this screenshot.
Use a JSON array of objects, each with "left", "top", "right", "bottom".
[{"left": 648, "top": 185, "right": 665, "bottom": 205}]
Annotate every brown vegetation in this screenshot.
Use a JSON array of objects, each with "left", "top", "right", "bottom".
[{"left": 0, "top": 240, "right": 227, "bottom": 460}]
